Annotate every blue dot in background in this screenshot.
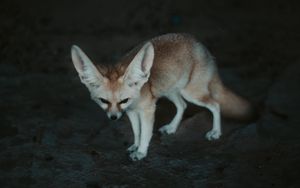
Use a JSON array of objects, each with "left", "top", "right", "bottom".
[{"left": 170, "top": 15, "right": 182, "bottom": 26}]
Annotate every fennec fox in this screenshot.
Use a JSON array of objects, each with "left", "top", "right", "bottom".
[{"left": 71, "top": 33, "right": 253, "bottom": 161}]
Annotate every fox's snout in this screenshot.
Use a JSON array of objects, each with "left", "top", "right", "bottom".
[
  {"left": 107, "top": 111, "right": 122, "bottom": 121},
  {"left": 109, "top": 115, "right": 118, "bottom": 120}
]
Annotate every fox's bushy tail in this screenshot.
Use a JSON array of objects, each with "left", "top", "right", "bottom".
[{"left": 210, "top": 75, "right": 256, "bottom": 121}]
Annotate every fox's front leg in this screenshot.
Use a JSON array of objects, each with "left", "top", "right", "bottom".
[
  {"left": 126, "top": 110, "right": 140, "bottom": 153},
  {"left": 130, "top": 104, "right": 155, "bottom": 161}
]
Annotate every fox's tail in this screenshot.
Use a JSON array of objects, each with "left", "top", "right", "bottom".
[{"left": 210, "top": 74, "right": 256, "bottom": 121}]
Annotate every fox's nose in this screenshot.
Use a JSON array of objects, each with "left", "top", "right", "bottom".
[{"left": 110, "top": 115, "right": 117, "bottom": 120}]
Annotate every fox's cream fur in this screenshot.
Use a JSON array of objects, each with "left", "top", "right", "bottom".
[{"left": 71, "top": 33, "right": 253, "bottom": 161}]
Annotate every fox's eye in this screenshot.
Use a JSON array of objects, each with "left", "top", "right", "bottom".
[
  {"left": 99, "top": 98, "right": 110, "bottom": 104},
  {"left": 119, "top": 98, "right": 129, "bottom": 104}
]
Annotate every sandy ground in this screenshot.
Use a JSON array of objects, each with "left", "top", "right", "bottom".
[{"left": 1, "top": 0, "right": 300, "bottom": 187}]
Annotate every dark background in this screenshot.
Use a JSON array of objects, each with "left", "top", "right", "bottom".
[{"left": 1, "top": 0, "right": 300, "bottom": 187}]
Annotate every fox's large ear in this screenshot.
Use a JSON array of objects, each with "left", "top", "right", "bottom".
[
  {"left": 124, "top": 42, "right": 154, "bottom": 87},
  {"left": 71, "top": 45, "right": 105, "bottom": 87}
]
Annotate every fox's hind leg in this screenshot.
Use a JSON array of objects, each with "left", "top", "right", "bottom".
[
  {"left": 181, "top": 90, "right": 221, "bottom": 140},
  {"left": 159, "top": 92, "right": 187, "bottom": 134},
  {"left": 180, "top": 68, "right": 222, "bottom": 140}
]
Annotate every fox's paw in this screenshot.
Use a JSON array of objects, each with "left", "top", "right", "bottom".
[
  {"left": 127, "top": 144, "right": 138, "bottom": 153},
  {"left": 159, "top": 124, "right": 177, "bottom": 135},
  {"left": 129, "top": 151, "right": 146, "bottom": 161},
  {"left": 205, "top": 130, "right": 221, "bottom": 141}
]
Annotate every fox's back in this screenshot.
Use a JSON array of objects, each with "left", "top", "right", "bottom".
[{"left": 117, "top": 33, "right": 217, "bottom": 97}]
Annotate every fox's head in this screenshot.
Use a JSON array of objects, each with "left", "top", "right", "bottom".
[{"left": 71, "top": 42, "right": 154, "bottom": 120}]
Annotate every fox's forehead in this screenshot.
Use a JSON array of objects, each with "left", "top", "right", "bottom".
[
  {"left": 106, "top": 77, "right": 124, "bottom": 90},
  {"left": 99, "top": 80, "right": 129, "bottom": 99}
]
